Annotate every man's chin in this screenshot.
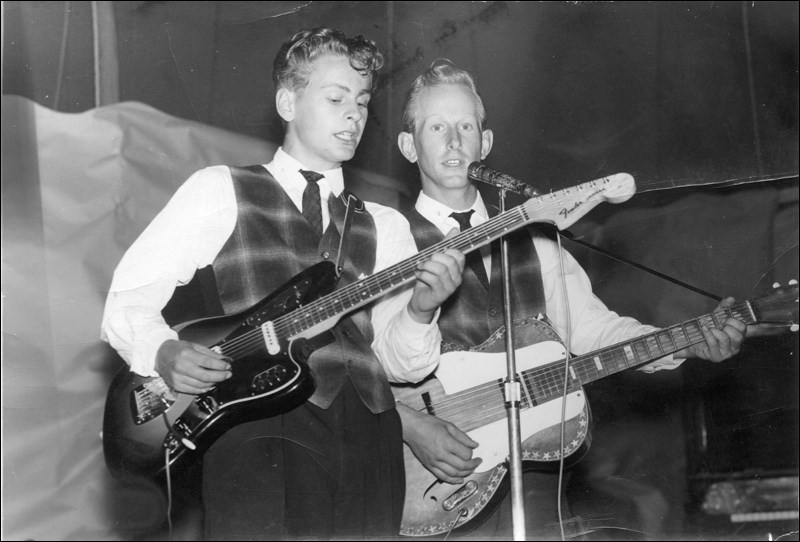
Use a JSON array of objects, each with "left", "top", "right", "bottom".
[
  {"left": 331, "top": 147, "right": 357, "bottom": 163},
  {"left": 439, "top": 171, "right": 471, "bottom": 187}
]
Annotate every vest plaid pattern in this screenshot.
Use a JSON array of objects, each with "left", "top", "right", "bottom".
[
  {"left": 405, "top": 207, "right": 546, "bottom": 348},
  {"left": 449, "top": 210, "right": 490, "bottom": 288},
  {"left": 208, "top": 165, "right": 394, "bottom": 412}
]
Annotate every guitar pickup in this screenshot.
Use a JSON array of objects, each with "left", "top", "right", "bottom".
[
  {"left": 443, "top": 480, "right": 478, "bottom": 511},
  {"left": 261, "top": 321, "right": 279, "bottom": 355}
]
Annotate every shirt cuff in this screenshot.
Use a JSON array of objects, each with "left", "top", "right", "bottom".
[
  {"left": 380, "top": 305, "right": 443, "bottom": 384},
  {"left": 403, "top": 303, "right": 442, "bottom": 329},
  {"left": 129, "top": 327, "right": 179, "bottom": 377}
]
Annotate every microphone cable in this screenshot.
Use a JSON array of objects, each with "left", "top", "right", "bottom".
[{"left": 554, "top": 231, "right": 573, "bottom": 542}]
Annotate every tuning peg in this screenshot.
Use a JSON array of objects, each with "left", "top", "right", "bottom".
[
  {"left": 791, "top": 324, "right": 799, "bottom": 332},
  {"left": 773, "top": 282, "right": 781, "bottom": 288},
  {"left": 789, "top": 279, "right": 798, "bottom": 286}
]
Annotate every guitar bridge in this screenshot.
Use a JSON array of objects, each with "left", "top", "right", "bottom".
[{"left": 131, "top": 377, "right": 176, "bottom": 424}]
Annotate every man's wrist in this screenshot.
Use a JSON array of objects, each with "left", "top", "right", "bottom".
[{"left": 407, "top": 303, "right": 435, "bottom": 324}]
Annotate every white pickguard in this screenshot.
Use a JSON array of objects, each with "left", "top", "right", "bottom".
[{"left": 436, "top": 340, "right": 586, "bottom": 472}]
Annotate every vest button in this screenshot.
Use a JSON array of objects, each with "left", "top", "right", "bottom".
[
  {"left": 489, "top": 309, "right": 497, "bottom": 316},
  {"left": 321, "top": 251, "right": 330, "bottom": 259}
]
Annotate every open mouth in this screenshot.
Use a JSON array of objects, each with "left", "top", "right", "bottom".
[{"left": 335, "top": 131, "right": 358, "bottom": 143}]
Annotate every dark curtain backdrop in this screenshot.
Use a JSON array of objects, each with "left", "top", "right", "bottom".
[
  {"left": 5, "top": 1, "right": 798, "bottom": 196},
  {"left": 2, "top": 2, "right": 798, "bottom": 540}
]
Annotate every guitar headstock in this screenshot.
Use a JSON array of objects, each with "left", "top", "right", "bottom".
[
  {"left": 522, "top": 173, "right": 636, "bottom": 230},
  {"left": 751, "top": 280, "right": 799, "bottom": 332}
]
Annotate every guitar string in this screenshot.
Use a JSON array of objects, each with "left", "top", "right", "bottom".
[
  {"left": 205, "top": 205, "right": 534, "bottom": 359},
  {"left": 269, "top": 206, "right": 534, "bottom": 336},
  {"left": 219, "top": 305, "right": 721, "bottom": 365},
  {"left": 183, "top": 178, "right": 620, "bottom": 360},
  {"left": 304, "top": 296, "right": 781, "bottom": 469},
  {"left": 205, "top": 309, "right": 737, "bottom": 428},
  {"left": 196, "top": 204, "right": 789, "bottom": 376},
  {"left": 440, "top": 313, "right": 746, "bottom": 428},
  {"left": 225, "top": 178, "right": 603, "bottom": 349},
  {"left": 269, "top": 179, "right": 619, "bottom": 338},
  {"left": 532, "top": 309, "right": 757, "bottom": 402},
  {"left": 528, "top": 320, "right": 708, "bottom": 401},
  {"left": 532, "top": 315, "right": 713, "bottom": 396},
  {"left": 422, "top": 306, "right": 751, "bottom": 427},
  {"left": 379, "top": 308, "right": 744, "bottom": 428},
  {"left": 422, "top": 290, "right": 797, "bottom": 427}
]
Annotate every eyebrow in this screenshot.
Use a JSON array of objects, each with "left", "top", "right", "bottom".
[{"left": 322, "top": 83, "right": 371, "bottom": 97}]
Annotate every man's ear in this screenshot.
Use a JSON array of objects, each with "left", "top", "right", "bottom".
[
  {"left": 397, "top": 131, "right": 418, "bottom": 163},
  {"left": 480, "top": 128, "right": 494, "bottom": 160},
  {"left": 276, "top": 87, "right": 295, "bottom": 122}
]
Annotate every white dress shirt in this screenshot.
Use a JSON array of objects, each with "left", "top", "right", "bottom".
[
  {"left": 101, "top": 148, "right": 441, "bottom": 382},
  {"left": 414, "top": 190, "right": 683, "bottom": 372}
]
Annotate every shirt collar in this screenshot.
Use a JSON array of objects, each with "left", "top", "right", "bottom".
[
  {"left": 271, "top": 147, "right": 345, "bottom": 196},
  {"left": 415, "top": 190, "right": 490, "bottom": 234}
]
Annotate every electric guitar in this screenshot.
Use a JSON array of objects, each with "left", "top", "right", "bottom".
[
  {"left": 393, "top": 282, "right": 799, "bottom": 536},
  {"left": 102, "top": 173, "right": 637, "bottom": 479}
]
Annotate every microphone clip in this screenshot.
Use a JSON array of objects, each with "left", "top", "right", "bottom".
[{"left": 467, "top": 162, "right": 539, "bottom": 198}]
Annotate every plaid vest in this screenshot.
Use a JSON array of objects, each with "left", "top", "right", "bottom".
[
  {"left": 404, "top": 206, "right": 546, "bottom": 349},
  {"left": 195, "top": 165, "right": 393, "bottom": 412}
]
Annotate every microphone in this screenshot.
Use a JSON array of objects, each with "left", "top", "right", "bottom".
[{"left": 467, "top": 162, "right": 539, "bottom": 198}]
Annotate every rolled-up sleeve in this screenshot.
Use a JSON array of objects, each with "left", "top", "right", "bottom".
[
  {"left": 535, "top": 236, "right": 684, "bottom": 373},
  {"left": 100, "top": 166, "right": 237, "bottom": 376},
  {"left": 367, "top": 203, "right": 442, "bottom": 383}
]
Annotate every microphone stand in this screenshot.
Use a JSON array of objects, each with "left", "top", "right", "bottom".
[{"left": 497, "top": 187, "right": 526, "bottom": 540}]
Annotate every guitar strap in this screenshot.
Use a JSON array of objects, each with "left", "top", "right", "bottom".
[{"left": 333, "top": 192, "right": 363, "bottom": 278}]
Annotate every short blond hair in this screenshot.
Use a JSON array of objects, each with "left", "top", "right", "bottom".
[
  {"left": 401, "top": 59, "right": 487, "bottom": 132},
  {"left": 273, "top": 27, "right": 384, "bottom": 94}
]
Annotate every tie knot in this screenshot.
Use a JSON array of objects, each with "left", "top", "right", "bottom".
[
  {"left": 300, "top": 169, "right": 324, "bottom": 184},
  {"left": 450, "top": 210, "right": 475, "bottom": 231}
]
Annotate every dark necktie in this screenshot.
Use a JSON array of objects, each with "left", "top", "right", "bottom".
[
  {"left": 450, "top": 210, "right": 489, "bottom": 288},
  {"left": 300, "top": 169, "right": 324, "bottom": 237}
]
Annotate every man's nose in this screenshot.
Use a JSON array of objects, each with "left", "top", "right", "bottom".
[{"left": 447, "top": 132, "right": 462, "bottom": 150}]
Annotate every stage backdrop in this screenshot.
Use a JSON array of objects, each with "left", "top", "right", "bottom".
[{"left": 2, "top": 2, "right": 798, "bottom": 540}]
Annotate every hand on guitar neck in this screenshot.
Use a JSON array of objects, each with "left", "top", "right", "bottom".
[
  {"left": 407, "top": 248, "right": 466, "bottom": 324},
  {"left": 672, "top": 296, "right": 747, "bottom": 363}
]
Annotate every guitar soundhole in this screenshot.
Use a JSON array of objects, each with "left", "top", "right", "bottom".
[{"left": 250, "top": 364, "right": 291, "bottom": 394}]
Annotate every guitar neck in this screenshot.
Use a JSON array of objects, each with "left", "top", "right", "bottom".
[
  {"left": 271, "top": 207, "right": 526, "bottom": 339},
  {"left": 272, "top": 175, "right": 631, "bottom": 341},
  {"left": 527, "top": 301, "right": 756, "bottom": 404}
]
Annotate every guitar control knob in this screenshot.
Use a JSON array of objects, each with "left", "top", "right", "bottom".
[
  {"left": 250, "top": 365, "right": 289, "bottom": 394},
  {"left": 195, "top": 394, "right": 219, "bottom": 414}
]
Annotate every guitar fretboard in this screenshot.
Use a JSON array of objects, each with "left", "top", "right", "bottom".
[
  {"left": 523, "top": 303, "right": 756, "bottom": 405},
  {"left": 269, "top": 177, "right": 624, "bottom": 341},
  {"left": 428, "top": 304, "right": 756, "bottom": 433},
  {"left": 399, "top": 283, "right": 795, "bottom": 434}
]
